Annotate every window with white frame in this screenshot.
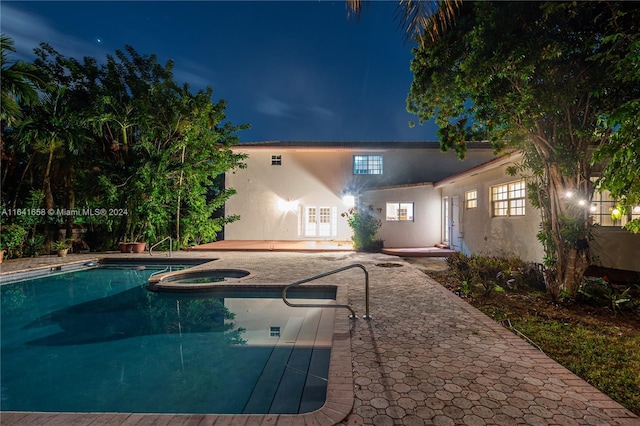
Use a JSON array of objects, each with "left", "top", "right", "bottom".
[
  {"left": 465, "top": 190, "right": 478, "bottom": 209},
  {"left": 271, "top": 155, "right": 282, "bottom": 166},
  {"left": 590, "top": 188, "right": 640, "bottom": 226},
  {"left": 353, "top": 155, "right": 383, "bottom": 175},
  {"left": 386, "top": 202, "right": 414, "bottom": 221},
  {"left": 491, "top": 180, "right": 526, "bottom": 217}
]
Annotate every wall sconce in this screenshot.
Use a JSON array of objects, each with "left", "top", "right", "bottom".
[
  {"left": 342, "top": 194, "right": 355, "bottom": 209},
  {"left": 277, "top": 198, "right": 299, "bottom": 213}
]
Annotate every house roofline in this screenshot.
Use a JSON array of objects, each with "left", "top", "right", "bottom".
[
  {"left": 434, "top": 150, "right": 523, "bottom": 188},
  {"left": 235, "top": 140, "right": 494, "bottom": 150},
  {"left": 362, "top": 182, "right": 435, "bottom": 192}
]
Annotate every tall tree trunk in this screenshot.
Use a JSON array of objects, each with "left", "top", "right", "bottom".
[
  {"left": 544, "top": 164, "right": 591, "bottom": 298},
  {"left": 11, "top": 154, "right": 35, "bottom": 209},
  {"left": 43, "top": 146, "right": 55, "bottom": 210},
  {"left": 65, "top": 164, "right": 76, "bottom": 239},
  {"left": 175, "top": 145, "right": 186, "bottom": 248}
]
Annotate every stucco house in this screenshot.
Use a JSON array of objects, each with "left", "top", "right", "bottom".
[{"left": 225, "top": 141, "right": 640, "bottom": 273}]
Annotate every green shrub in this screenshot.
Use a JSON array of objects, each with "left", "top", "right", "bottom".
[
  {"left": 579, "top": 277, "right": 638, "bottom": 313},
  {"left": 0, "top": 224, "right": 28, "bottom": 259},
  {"left": 446, "top": 253, "right": 545, "bottom": 297},
  {"left": 342, "top": 205, "right": 383, "bottom": 252}
]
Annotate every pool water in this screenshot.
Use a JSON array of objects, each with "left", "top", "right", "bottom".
[{"left": 0, "top": 265, "right": 334, "bottom": 414}]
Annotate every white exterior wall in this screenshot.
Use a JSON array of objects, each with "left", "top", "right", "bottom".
[
  {"left": 225, "top": 144, "right": 497, "bottom": 241},
  {"left": 360, "top": 184, "right": 442, "bottom": 247},
  {"left": 225, "top": 149, "right": 355, "bottom": 240},
  {"left": 437, "top": 161, "right": 545, "bottom": 263},
  {"left": 436, "top": 156, "right": 640, "bottom": 272}
]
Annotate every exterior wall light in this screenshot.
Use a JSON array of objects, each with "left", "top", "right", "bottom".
[
  {"left": 342, "top": 194, "right": 355, "bottom": 209},
  {"left": 277, "top": 198, "right": 299, "bottom": 213},
  {"left": 634, "top": 206, "right": 640, "bottom": 214}
]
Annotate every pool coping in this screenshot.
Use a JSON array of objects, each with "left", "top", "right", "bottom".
[
  {"left": 0, "top": 258, "right": 101, "bottom": 285},
  {"left": 0, "top": 256, "right": 220, "bottom": 285},
  {"left": 0, "top": 280, "right": 354, "bottom": 425}
]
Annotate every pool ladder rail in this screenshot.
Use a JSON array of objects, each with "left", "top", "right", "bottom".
[
  {"left": 149, "top": 236, "right": 172, "bottom": 257},
  {"left": 282, "top": 263, "right": 371, "bottom": 320}
]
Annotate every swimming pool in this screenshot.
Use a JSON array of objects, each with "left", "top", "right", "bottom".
[{"left": 0, "top": 263, "right": 337, "bottom": 415}]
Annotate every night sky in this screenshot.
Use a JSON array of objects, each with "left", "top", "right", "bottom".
[{"left": 2, "top": 1, "right": 440, "bottom": 142}]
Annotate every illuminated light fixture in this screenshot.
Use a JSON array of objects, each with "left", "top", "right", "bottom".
[
  {"left": 565, "top": 191, "right": 573, "bottom": 198},
  {"left": 342, "top": 194, "right": 355, "bottom": 209},
  {"left": 578, "top": 199, "right": 586, "bottom": 206},
  {"left": 634, "top": 206, "right": 640, "bottom": 214},
  {"left": 277, "top": 198, "right": 299, "bottom": 212},
  {"left": 612, "top": 208, "right": 621, "bottom": 216},
  {"left": 590, "top": 205, "right": 597, "bottom": 212}
]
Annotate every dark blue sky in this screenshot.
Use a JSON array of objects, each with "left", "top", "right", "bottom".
[{"left": 2, "top": 1, "right": 439, "bottom": 142}]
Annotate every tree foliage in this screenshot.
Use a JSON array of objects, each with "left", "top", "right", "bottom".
[
  {"left": 1, "top": 37, "right": 247, "bottom": 250},
  {"left": 407, "top": 2, "right": 640, "bottom": 297}
]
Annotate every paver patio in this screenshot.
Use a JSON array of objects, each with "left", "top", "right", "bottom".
[{"left": 0, "top": 250, "right": 637, "bottom": 425}]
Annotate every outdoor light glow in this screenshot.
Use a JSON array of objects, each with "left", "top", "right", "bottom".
[
  {"left": 578, "top": 199, "right": 586, "bottom": 206},
  {"left": 565, "top": 191, "right": 573, "bottom": 198},
  {"left": 612, "top": 208, "right": 620, "bottom": 216},
  {"left": 634, "top": 206, "right": 640, "bottom": 213},
  {"left": 342, "top": 194, "right": 355, "bottom": 208},
  {"left": 277, "top": 198, "right": 299, "bottom": 213},
  {"left": 590, "top": 205, "right": 597, "bottom": 212}
]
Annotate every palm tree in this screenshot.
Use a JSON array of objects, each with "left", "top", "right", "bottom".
[
  {"left": 346, "top": 0, "right": 461, "bottom": 45},
  {"left": 0, "top": 34, "right": 45, "bottom": 125},
  {"left": 17, "top": 86, "right": 88, "bottom": 211}
]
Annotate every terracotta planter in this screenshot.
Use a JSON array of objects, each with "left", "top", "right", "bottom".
[
  {"left": 57, "top": 248, "right": 69, "bottom": 258},
  {"left": 130, "top": 242, "right": 146, "bottom": 253},
  {"left": 0, "top": 249, "right": 4, "bottom": 264},
  {"left": 119, "top": 242, "right": 146, "bottom": 253}
]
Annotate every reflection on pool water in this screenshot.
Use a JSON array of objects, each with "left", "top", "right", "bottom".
[{"left": 0, "top": 265, "right": 335, "bottom": 414}]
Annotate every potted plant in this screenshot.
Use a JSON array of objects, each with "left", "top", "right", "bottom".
[{"left": 52, "top": 239, "right": 73, "bottom": 257}]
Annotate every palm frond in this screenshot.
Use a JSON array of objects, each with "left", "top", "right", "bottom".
[{"left": 346, "top": 0, "right": 462, "bottom": 45}]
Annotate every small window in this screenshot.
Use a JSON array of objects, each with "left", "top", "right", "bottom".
[
  {"left": 491, "top": 180, "right": 525, "bottom": 217},
  {"left": 271, "top": 155, "right": 282, "bottom": 166},
  {"left": 270, "top": 326, "right": 281, "bottom": 337},
  {"left": 386, "top": 202, "right": 414, "bottom": 221},
  {"left": 353, "top": 155, "right": 383, "bottom": 175},
  {"left": 465, "top": 190, "right": 477, "bottom": 209}
]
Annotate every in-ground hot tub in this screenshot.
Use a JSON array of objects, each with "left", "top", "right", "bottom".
[{"left": 147, "top": 268, "right": 251, "bottom": 292}]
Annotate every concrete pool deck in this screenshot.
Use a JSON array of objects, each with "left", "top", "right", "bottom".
[{"left": 0, "top": 251, "right": 638, "bottom": 425}]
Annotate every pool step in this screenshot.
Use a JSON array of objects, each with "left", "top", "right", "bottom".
[
  {"left": 243, "top": 305, "right": 333, "bottom": 414},
  {"left": 242, "top": 316, "right": 303, "bottom": 413},
  {"left": 299, "top": 307, "right": 333, "bottom": 413}
]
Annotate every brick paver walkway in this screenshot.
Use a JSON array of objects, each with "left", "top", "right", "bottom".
[{"left": 1, "top": 251, "right": 637, "bottom": 425}]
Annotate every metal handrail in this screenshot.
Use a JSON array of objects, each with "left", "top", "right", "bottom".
[
  {"left": 149, "top": 236, "right": 172, "bottom": 257},
  {"left": 282, "top": 263, "right": 371, "bottom": 320},
  {"left": 149, "top": 266, "right": 170, "bottom": 278}
]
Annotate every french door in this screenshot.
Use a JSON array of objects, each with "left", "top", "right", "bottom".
[{"left": 304, "top": 206, "right": 337, "bottom": 237}]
